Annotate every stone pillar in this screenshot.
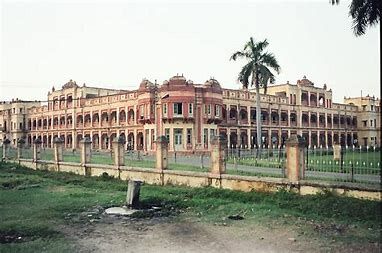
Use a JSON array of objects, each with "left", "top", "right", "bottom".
[
  {"left": 247, "top": 106, "right": 251, "bottom": 125},
  {"left": 268, "top": 130, "right": 272, "bottom": 148},
  {"left": 17, "top": 139, "right": 25, "bottom": 159},
  {"left": 285, "top": 135, "right": 306, "bottom": 182},
  {"left": 227, "top": 129, "right": 231, "bottom": 150},
  {"left": 80, "top": 137, "right": 92, "bottom": 164},
  {"left": 133, "top": 129, "right": 138, "bottom": 151},
  {"left": 210, "top": 135, "right": 227, "bottom": 175},
  {"left": 317, "top": 132, "right": 321, "bottom": 147},
  {"left": 72, "top": 131, "right": 76, "bottom": 149},
  {"left": 54, "top": 137, "right": 64, "bottom": 163},
  {"left": 316, "top": 92, "right": 319, "bottom": 107},
  {"left": 155, "top": 136, "right": 168, "bottom": 171},
  {"left": 333, "top": 144, "right": 341, "bottom": 161},
  {"left": 247, "top": 128, "right": 251, "bottom": 149},
  {"left": 113, "top": 136, "right": 125, "bottom": 166},
  {"left": 33, "top": 139, "right": 42, "bottom": 161},
  {"left": 126, "top": 180, "right": 142, "bottom": 208},
  {"left": 2, "top": 139, "right": 11, "bottom": 161}
]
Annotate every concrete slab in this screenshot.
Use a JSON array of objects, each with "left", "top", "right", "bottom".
[{"left": 105, "top": 207, "right": 138, "bottom": 216}]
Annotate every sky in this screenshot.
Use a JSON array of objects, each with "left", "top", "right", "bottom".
[{"left": 0, "top": 0, "right": 380, "bottom": 103}]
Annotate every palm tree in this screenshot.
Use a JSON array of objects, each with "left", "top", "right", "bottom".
[
  {"left": 331, "top": 0, "right": 380, "bottom": 36},
  {"left": 230, "top": 37, "right": 280, "bottom": 151}
]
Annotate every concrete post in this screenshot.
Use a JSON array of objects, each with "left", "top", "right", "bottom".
[
  {"left": 17, "top": 139, "right": 25, "bottom": 159},
  {"left": 285, "top": 135, "right": 306, "bottom": 182},
  {"left": 80, "top": 137, "right": 92, "bottom": 165},
  {"left": 33, "top": 139, "right": 42, "bottom": 161},
  {"left": 333, "top": 144, "right": 341, "bottom": 161},
  {"left": 53, "top": 137, "right": 64, "bottom": 163},
  {"left": 113, "top": 136, "right": 125, "bottom": 166},
  {"left": 155, "top": 136, "right": 168, "bottom": 171},
  {"left": 2, "top": 139, "right": 11, "bottom": 161},
  {"left": 126, "top": 180, "right": 142, "bottom": 208},
  {"left": 210, "top": 135, "right": 227, "bottom": 175}
]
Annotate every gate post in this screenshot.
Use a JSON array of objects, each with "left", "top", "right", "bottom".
[
  {"left": 54, "top": 137, "right": 64, "bottom": 163},
  {"left": 80, "top": 137, "right": 92, "bottom": 165},
  {"left": 17, "top": 139, "right": 25, "bottom": 159},
  {"left": 33, "top": 139, "right": 42, "bottom": 162},
  {"left": 210, "top": 135, "right": 227, "bottom": 175},
  {"left": 285, "top": 135, "right": 306, "bottom": 182},
  {"left": 113, "top": 136, "right": 125, "bottom": 167},
  {"left": 156, "top": 136, "right": 168, "bottom": 172},
  {"left": 2, "top": 139, "right": 11, "bottom": 161}
]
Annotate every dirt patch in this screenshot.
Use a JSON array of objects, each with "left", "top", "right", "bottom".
[
  {"left": 59, "top": 207, "right": 381, "bottom": 253},
  {"left": 61, "top": 211, "right": 320, "bottom": 253}
]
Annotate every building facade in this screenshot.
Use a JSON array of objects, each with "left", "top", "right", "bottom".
[{"left": 1, "top": 75, "right": 380, "bottom": 151}]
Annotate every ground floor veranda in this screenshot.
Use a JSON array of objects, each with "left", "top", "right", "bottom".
[{"left": 26, "top": 126, "right": 358, "bottom": 152}]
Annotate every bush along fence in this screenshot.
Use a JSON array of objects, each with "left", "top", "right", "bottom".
[{"left": 1, "top": 135, "right": 381, "bottom": 201}]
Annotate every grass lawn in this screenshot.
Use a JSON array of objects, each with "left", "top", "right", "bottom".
[{"left": 0, "top": 161, "right": 381, "bottom": 252}]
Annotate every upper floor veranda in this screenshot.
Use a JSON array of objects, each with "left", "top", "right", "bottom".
[{"left": 22, "top": 75, "right": 378, "bottom": 133}]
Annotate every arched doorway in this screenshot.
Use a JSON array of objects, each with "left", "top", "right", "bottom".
[
  {"left": 127, "top": 133, "right": 134, "bottom": 150},
  {"left": 101, "top": 133, "right": 109, "bottom": 149},
  {"left": 229, "top": 132, "right": 237, "bottom": 149},
  {"left": 92, "top": 134, "right": 99, "bottom": 149},
  {"left": 136, "top": 132, "right": 144, "bottom": 150}
]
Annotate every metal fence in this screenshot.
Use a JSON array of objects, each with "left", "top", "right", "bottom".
[
  {"left": 2, "top": 144, "right": 380, "bottom": 186},
  {"left": 167, "top": 153, "right": 210, "bottom": 172},
  {"left": 305, "top": 146, "right": 381, "bottom": 184},
  {"left": 225, "top": 147, "right": 286, "bottom": 177}
]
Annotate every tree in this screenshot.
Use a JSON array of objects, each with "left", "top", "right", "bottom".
[
  {"left": 331, "top": 0, "right": 380, "bottom": 36},
  {"left": 230, "top": 37, "right": 280, "bottom": 151}
]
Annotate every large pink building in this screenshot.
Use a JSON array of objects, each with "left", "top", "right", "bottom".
[{"left": 1, "top": 75, "right": 380, "bottom": 151}]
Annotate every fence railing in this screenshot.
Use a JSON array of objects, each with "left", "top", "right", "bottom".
[
  {"left": 225, "top": 147, "right": 286, "bottom": 177},
  {"left": 305, "top": 146, "right": 381, "bottom": 184},
  {"left": 1, "top": 143, "right": 380, "bottom": 187}
]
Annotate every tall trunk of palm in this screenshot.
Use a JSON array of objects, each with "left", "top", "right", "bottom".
[
  {"left": 255, "top": 85, "right": 261, "bottom": 152},
  {"left": 254, "top": 69, "right": 262, "bottom": 155}
]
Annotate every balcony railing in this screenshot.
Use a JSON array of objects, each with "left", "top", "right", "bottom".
[
  {"left": 271, "top": 120, "right": 279, "bottom": 125},
  {"left": 227, "top": 119, "right": 237, "bottom": 125},
  {"left": 101, "top": 121, "right": 109, "bottom": 127}
]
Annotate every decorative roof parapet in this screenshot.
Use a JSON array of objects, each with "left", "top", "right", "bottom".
[
  {"left": 62, "top": 79, "right": 78, "bottom": 89},
  {"left": 297, "top": 75, "right": 314, "bottom": 87}
]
